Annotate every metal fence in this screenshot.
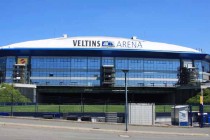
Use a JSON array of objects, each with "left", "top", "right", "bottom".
[
  {"left": 0, "top": 103, "right": 125, "bottom": 114},
  {"left": 1, "top": 102, "right": 210, "bottom": 114},
  {"left": 155, "top": 104, "right": 210, "bottom": 113}
]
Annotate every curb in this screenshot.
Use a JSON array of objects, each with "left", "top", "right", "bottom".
[
  {"left": 0, "top": 122, "right": 209, "bottom": 137},
  {"left": 0, "top": 116, "right": 193, "bottom": 127}
]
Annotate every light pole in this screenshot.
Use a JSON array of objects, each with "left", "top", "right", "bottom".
[{"left": 122, "top": 69, "right": 129, "bottom": 131}]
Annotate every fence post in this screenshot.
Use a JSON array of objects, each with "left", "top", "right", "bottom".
[
  {"left": 189, "top": 105, "right": 192, "bottom": 126},
  {"left": 11, "top": 92, "right": 14, "bottom": 116},
  {"left": 106, "top": 102, "right": 108, "bottom": 113},
  {"left": 59, "top": 105, "right": 61, "bottom": 113},
  {"left": 106, "top": 99, "right": 109, "bottom": 112},
  {"left": 173, "top": 104, "right": 176, "bottom": 125},
  {"left": 104, "top": 101, "right": 106, "bottom": 113},
  {"left": 164, "top": 105, "right": 165, "bottom": 112}
]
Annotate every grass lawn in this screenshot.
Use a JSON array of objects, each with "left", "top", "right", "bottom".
[
  {"left": 0, "top": 104, "right": 125, "bottom": 113},
  {"left": 0, "top": 104, "right": 209, "bottom": 113}
]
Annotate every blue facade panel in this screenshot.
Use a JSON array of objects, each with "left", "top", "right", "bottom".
[{"left": 0, "top": 48, "right": 210, "bottom": 87}]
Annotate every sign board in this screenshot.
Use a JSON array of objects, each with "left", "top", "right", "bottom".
[
  {"left": 72, "top": 39, "right": 142, "bottom": 49},
  {"left": 179, "top": 110, "right": 188, "bottom": 126},
  {"left": 17, "top": 58, "right": 28, "bottom": 64}
]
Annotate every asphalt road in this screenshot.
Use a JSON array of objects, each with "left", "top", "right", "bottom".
[
  {"left": 0, "top": 125, "right": 209, "bottom": 140},
  {"left": 0, "top": 117, "right": 210, "bottom": 140}
]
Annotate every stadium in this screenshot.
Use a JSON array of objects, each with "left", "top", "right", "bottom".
[{"left": 0, "top": 35, "right": 210, "bottom": 104}]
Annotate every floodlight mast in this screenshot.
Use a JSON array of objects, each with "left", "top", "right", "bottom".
[{"left": 122, "top": 69, "right": 129, "bottom": 131}]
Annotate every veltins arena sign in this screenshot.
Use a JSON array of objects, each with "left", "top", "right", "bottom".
[{"left": 72, "top": 39, "right": 142, "bottom": 49}]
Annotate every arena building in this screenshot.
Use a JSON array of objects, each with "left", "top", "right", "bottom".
[{"left": 0, "top": 35, "right": 210, "bottom": 104}]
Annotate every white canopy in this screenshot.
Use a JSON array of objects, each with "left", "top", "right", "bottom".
[{"left": 0, "top": 36, "right": 200, "bottom": 53}]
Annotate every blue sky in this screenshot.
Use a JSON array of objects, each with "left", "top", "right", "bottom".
[{"left": 0, "top": 0, "right": 210, "bottom": 54}]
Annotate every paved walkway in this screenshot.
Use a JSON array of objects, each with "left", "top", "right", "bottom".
[{"left": 0, "top": 117, "right": 209, "bottom": 137}]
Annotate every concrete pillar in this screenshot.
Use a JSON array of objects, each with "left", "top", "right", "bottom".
[
  {"left": 172, "top": 91, "right": 176, "bottom": 105},
  {"left": 33, "top": 88, "right": 36, "bottom": 103}
]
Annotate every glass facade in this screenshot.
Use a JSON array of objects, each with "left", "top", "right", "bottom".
[
  {"left": 0, "top": 57, "right": 6, "bottom": 83},
  {"left": 5, "top": 56, "right": 16, "bottom": 83},
  {"left": 22, "top": 56, "right": 181, "bottom": 87},
  {"left": 2, "top": 56, "right": 209, "bottom": 87},
  {"left": 194, "top": 60, "right": 202, "bottom": 80},
  {"left": 202, "top": 61, "right": 210, "bottom": 73}
]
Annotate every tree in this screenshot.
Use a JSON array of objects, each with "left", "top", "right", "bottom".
[
  {"left": 186, "top": 88, "right": 210, "bottom": 104},
  {"left": 0, "top": 83, "right": 31, "bottom": 103}
]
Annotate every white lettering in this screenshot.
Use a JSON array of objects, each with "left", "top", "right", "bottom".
[
  {"left": 72, "top": 39, "right": 142, "bottom": 49},
  {"left": 117, "top": 41, "right": 122, "bottom": 47},
  {"left": 127, "top": 41, "right": 131, "bottom": 48},
  {"left": 123, "top": 41, "right": 126, "bottom": 47},
  {"left": 116, "top": 41, "right": 142, "bottom": 48}
]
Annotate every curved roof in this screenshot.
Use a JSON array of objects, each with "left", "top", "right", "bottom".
[{"left": 0, "top": 36, "right": 200, "bottom": 53}]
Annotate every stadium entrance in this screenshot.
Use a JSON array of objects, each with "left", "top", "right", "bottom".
[{"left": 36, "top": 86, "right": 199, "bottom": 104}]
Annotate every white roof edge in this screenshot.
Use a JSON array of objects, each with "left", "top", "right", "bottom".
[
  {"left": 0, "top": 36, "right": 201, "bottom": 53},
  {"left": 12, "top": 83, "right": 37, "bottom": 88}
]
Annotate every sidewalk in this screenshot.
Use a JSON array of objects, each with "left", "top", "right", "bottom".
[{"left": 0, "top": 116, "right": 209, "bottom": 137}]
